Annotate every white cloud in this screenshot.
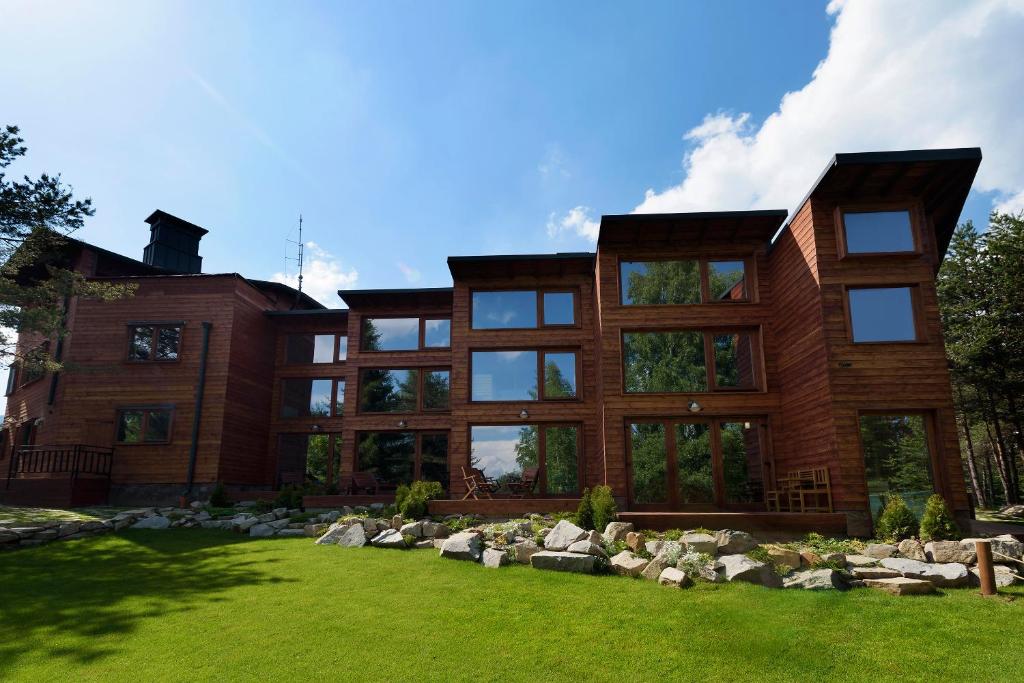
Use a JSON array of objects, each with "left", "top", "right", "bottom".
[
  {"left": 634, "top": 0, "right": 1024, "bottom": 217},
  {"left": 270, "top": 241, "right": 357, "bottom": 307},
  {"left": 538, "top": 144, "right": 571, "bottom": 180},
  {"left": 994, "top": 189, "right": 1024, "bottom": 215},
  {"left": 396, "top": 261, "right": 421, "bottom": 283},
  {"left": 547, "top": 206, "right": 600, "bottom": 242}
]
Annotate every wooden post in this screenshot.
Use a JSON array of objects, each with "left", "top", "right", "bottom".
[{"left": 975, "top": 540, "right": 997, "bottom": 596}]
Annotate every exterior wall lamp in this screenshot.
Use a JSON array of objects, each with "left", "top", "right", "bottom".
[
  {"left": 311, "top": 424, "right": 321, "bottom": 432},
  {"left": 687, "top": 400, "right": 702, "bottom": 413},
  {"left": 397, "top": 420, "right": 408, "bottom": 428},
  {"left": 519, "top": 409, "right": 529, "bottom": 419}
]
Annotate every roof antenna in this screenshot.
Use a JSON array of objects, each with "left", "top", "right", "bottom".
[{"left": 285, "top": 214, "right": 305, "bottom": 308}]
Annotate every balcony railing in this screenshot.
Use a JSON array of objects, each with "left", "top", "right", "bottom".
[{"left": 5, "top": 444, "right": 114, "bottom": 488}]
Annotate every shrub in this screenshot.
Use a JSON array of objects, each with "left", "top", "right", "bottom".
[
  {"left": 395, "top": 484, "right": 411, "bottom": 512},
  {"left": 575, "top": 488, "right": 594, "bottom": 530},
  {"left": 402, "top": 534, "right": 416, "bottom": 547},
  {"left": 273, "top": 485, "right": 305, "bottom": 510},
  {"left": 208, "top": 482, "right": 231, "bottom": 508},
  {"left": 398, "top": 481, "right": 445, "bottom": 520},
  {"left": 874, "top": 494, "right": 919, "bottom": 542},
  {"left": 590, "top": 485, "right": 617, "bottom": 532},
  {"left": 663, "top": 528, "right": 684, "bottom": 541},
  {"left": 919, "top": 494, "right": 960, "bottom": 541},
  {"left": 676, "top": 550, "right": 712, "bottom": 576}
]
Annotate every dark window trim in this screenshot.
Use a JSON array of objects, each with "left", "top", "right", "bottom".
[
  {"left": 834, "top": 202, "right": 924, "bottom": 259},
  {"left": 469, "top": 288, "right": 582, "bottom": 330},
  {"left": 468, "top": 347, "right": 582, "bottom": 403},
  {"left": 853, "top": 408, "right": 945, "bottom": 509},
  {"left": 617, "top": 256, "right": 754, "bottom": 307},
  {"left": 360, "top": 316, "right": 453, "bottom": 352},
  {"left": 842, "top": 284, "right": 926, "bottom": 345},
  {"left": 114, "top": 405, "right": 175, "bottom": 445},
  {"left": 467, "top": 421, "right": 583, "bottom": 496},
  {"left": 356, "top": 366, "right": 452, "bottom": 414},
  {"left": 126, "top": 323, "right": 183, "bottom": 364}
]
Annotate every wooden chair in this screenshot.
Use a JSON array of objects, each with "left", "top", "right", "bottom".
[
  {"left": 506, "top": 467, "right": 540, "bottom": 498},
  {"left": 350, "top": 472, "right": 381, "bottom": 495},
  {"left": 461, "top": 466, "right": 498, "bottom": 500}
]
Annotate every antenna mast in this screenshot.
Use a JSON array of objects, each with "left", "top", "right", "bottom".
[{"left": 285, "top": 213, "right": 305, "bottom": 307}]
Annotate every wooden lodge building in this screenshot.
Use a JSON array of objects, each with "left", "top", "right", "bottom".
[{"left": 1, "top": 148, "right": 982, "bottom": 536}]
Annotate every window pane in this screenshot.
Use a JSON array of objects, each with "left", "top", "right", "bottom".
[
  {"left": 280, "top": 378, "right": 333, "bottom": 417},
  {"left": 630, "top": 422, "right": 667, "bottom": 504},
  {"left": 720, "top": 421, "right": 765, "bottom": 504},
  {"left": 277, "top": 434, "right": 307, "bottom": 487},
  {"left": 860, "top": 414, "right": 934, "bottom": 520},
  {"left": 129, "top": 326, "right": 153, "bottom": 360},
  {"left": 422, "top": 370, "right": 450, "bottom": 410},
  {"left": 117, "top": 411, "right": 143, "bottom": 443},
  {"left": 543, "top": 352, "right": 577, "bottom": 398},
  {"left": 471, "top": 351, "right": 538, "bottom": 401},
  {"left": 543, "top": 292, "right": 575, "bottom": 325},
  {"left": 471, "top": 425, "right": 537, "bottom": 487},
  {"left": 420, "top": 433, "right": 449, "bottom": 491},
  {"left": 844, "top": 211, "right": 914, "bottom": 253},
  {"left": 359, "top": 369, "right": 419, "bottom": 412},
  {"left": 676, "top": 422, "right": 713, "bottom": 504},
  {"left": 337, "top": 336, "right": 348, "bottom": 361},
  {"left": 155, "top": 327, "right": 181, "bottom": 360},
  {"left": 285, "top": 334, "right": 315, "bottom": 363},
  {"left": 849, "top": 287, "right": 916, "bottom": 342},
  {"left": 309, "top": 379, "right": 332, "bottom": 416},
  {"left": 713, "top": 333, "right": 756, "bottom": 389},
  {"left": 334, "top": 380, "right": 345, "bottom": 416},
  {"left": 144, "top": 410, "right": 171, "bottom": 442},
  {"left": 472, "top": 291, "right": 537, "bottom": 329},
  {"left": 313, "top": 335, "right": 335, "bottom": 363},
  {"left": 620, "top": 261, "right": 701, "bottom": 305},
  {"left": 362, "top": 318, "right": 419, "bottom": 351},
  {"left": 623, "top": 331, "right": 707, "bottom": 393},
  {"left": 304, "top": 433, "right": 331, "bottom": 486},
  {"left": 357, "top": 432, "right": 415, "bottom": 487},
  {"left": 545, "top": 426, "right": 578, "bottom": 495},
  {"left": 423, "top": 319, "right": 451, "bottom": 348},
  {"left": 708, "top": 261, "right": 746, "bottom": 301}
]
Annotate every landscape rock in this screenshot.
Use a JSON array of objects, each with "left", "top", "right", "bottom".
[
  {"left": 266, "top": 518, "right": 290, "bottom": 530},
  {"left": 337, "top": 524, "right": 367, "bottom": 547},
  {"left": 880, "top": 557, "right": 969, "bottom": 587},
  {"left": 585, "top": 530, "right": 602, "bottom": 544},
  {"left": 799, "top": 550, "right": 822, "bottom": 568},
  {"left": 715, "top": 554, "right": 782, "bottom": 587},
  {"left": 969, "top": 565, "right": 1020, "bottom": 588},
  {"left": 303, "top": 523, "right": 328, "bottom": 537},
  {"left": 852, "top": 567, "right": 902, "bottom": 580},
  {"left": 610, "top": 550, "right": 649, "bottom": 577},
  {"left": 715, "top": 530, "right": 758, "bottom": 554},
  {"left": 58, "top": 522, "right": 81, "bottom": 537},
  {"left": 277, "top": 529, "right": 305, "bottom": 538},
  {"left": 658, "top": 567, "right": 692, "bottom": 587},
  {"left": 897, "top": 539, "right": 927, "bottom": 561},
  {"left": 371, "top": 529, "right": 408, "bottom": 548},
  {"left": 681, "top": 533, "right": 717, "bottom": 554},
  {"left": 641, "top": 553, "right": 671, "bottom": 580},
  {"left": 440, "top": 531, "right": 484, "bottom": 562},
  {"left": 783, "top": 569, "right": 846, "bottom": 590},
  {"left": 257, "top": 512, "right": 277, "bottom": 523},
  {"left": 131, "top": 516, "right": 171, "bottom": 530},
  {"left": 272, "top": 507, "right": 288, "bottom": 519},
  {"left": 566, "top": 540, "right": 608, "bottom": 558},
  {"left": 361, "top": 518, "right": 379, "bottom": 534},
  {"left": 864, "top": 543, "right": 898, "bottom": 559},
  {"left": 414, "top": 539, "right": 435, "bottom": 549},
  {"left": 391, "top": 515, "right": 403, "bottom": 531},
  {"left": 320, "top": 510, "right": 341, "bottom": 523},
  {"left": 925, "top": 540, "right": 975, "bottom": 565},
  {"left": 544, "top": 520, "right": 587, "bottom": 551},
  {"left": 482, "top": 548, "right": 510, "bottom": 568},
  {"left": 315, "top": 523, "right": 351, "bottom": 545},
  {"left": 961, "top": 536, "right": 1024, "bottom": 563},
  {"left": 420, "top": 521, "right": 448, "bottom": 538},
  {"left": 399, "top": 521, "right": 423, "bottom": 538},
  {"left": 844, "top": 554, "right": 878, "bottom": 568},
  {"left": 765, "top": 546, "right": 802, "bottom": 569},
  {"left": 249, "top": 523, "right": 275, "bottom": 537},
  {"left": 0, "top": 531, "right": 19, "bottom": 544},
  {"left": 820, "top": 552, "right": 846, "bottom": 565},
  {"left": 864, "top": 576, "right": 935, "bottom": 596},
  {"left": 645, "top": 540, "right": 664, "bottom": 556},
  {"left": 530, "top": 551, "right": 597, "bottom": 574},
  {"left": 603, "top": 521, "right": 634, "bottom": 543},
  {"left": 625, "top": 531, "right": 646, "bottom": 553},
  {"left": 513, "top": 539, "right": 542, "bottom": 564}
]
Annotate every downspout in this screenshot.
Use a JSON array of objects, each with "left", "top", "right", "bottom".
[
  {"left": 46, "top": 294, "right": 72, "bottom": 406},
  {"left": 185, "top": 322, "right": 212, "bottom": 495}
]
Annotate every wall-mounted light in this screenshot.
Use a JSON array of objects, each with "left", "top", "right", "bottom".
[
  {"left": 519, "top": 409, "right": 529, "bottom": 419},
  {"left": 397, "top": 420, "right": 408, "bottom": 428},
  {"left": 743, "top": 421, "right": 751, "bottom": 430},
  {"left": 687, "top": 400, "right": 702, "bottom": 413}
]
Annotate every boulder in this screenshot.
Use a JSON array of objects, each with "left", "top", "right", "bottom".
[
  {"left": 277, "top": 529, "right": 305, "bottom": 538},
  {"left": 544, "top": 520, "right": 587, "bottom": 551},
  {"left": 371, "top": 529, "right": 408, "bottom": 548},
  {"left": 641, "top": 553, "right": 671, "bottom": 581},
  {"left": 658, "top": 567, "right": 692, "bottom": 588},
  {"left": 257, "top": 512, "right": 277, "bottom": 523},
  {"left": 879, "top": 557, "right": 969, "bottom": 587},
  {"left": 897, "top": 539, "right": 927, "bottom": 561},
  {"left": 566, "top": 540, "right": 608, "bottom": 558},
  {"left": 414, "top": 539, "right": 435, "bottom": 549},
  {"left": 361, "top": 518, "right": 379, "bottom": 534},
  {"left": 315, "top": 522, "right": 351, "bottom": 545},
  {"left": 320, "top": 510, "right": 341, "bottom": 523},
  {"left": 337, "top": 524, "right": 367, "bottom": 547},
  {"left": 391, "top": 514, "right": 404, "bottom": 531},
  {"left": 852, "top": 567, "right": 902, "bottom": 580},
  {"left": 820, "top": 552, "right": 846, "bottom": 565},
  {"left": 961, "top": 536, "right": 1024, "bottom": 563},
  {"left": 969, "top": 565, "right": 1020, "bottom": 588},
  {"left": 715, "top": 554, "right": 782, "bottom": 588},
  {"left": 272, "top": 507, "right": 288, "bottom": 519},
  {"left": 0, "top": 531, "right": 20, "bottom": 544},
  {"left": 530, "top": 551, "right": 597, "bottom": 574},
  {"left": 233, "top": 517, "right": 259, "bottom": 533},
  {"left": 765, "top": 546, "right": 802, "bottom": 569},
  {"left": 799, "top": 550, "right": 822, "bottom": 568},
  {"left": 131, "top": 516, "right": 171, "bottom": 530},
  {"left": 58, "top": 522, "right": 81, "bottom": 537},
  {"left": 513, "top": 539, "right": 542, "bottom": 564},
  {"left": 249, "top": 523, "right": 276, "bottom": 538},
  {"left": 625, "top": 531, "right": 646, "bottom": 553},
  {"left": 420, "top": 521, "right": 448, "bottom": 538},
  {"left": 783, "top": 569, "right": 846, "bottom": 590},
  {"left": 603, "top": 521, "right": 634, "bottom": 543},
  {"left": 645, "top": 540, "right": 664, "bottom": 556},
  {"left": 681, "top": 533, "right": 717, "bottom": 554},
  {"left": 482, "top": 548, "right": 510, "bottom": 568},
  {"left": 864, "top": 543, "right": 898, "bottom": 559},
  {"left": 715, "top": 530, "right": 758, "bottom": 554},
  {"left": 304, "top": 523, "right": 328, "bottom": 537},
  {"left": 844, "top": 554, "right": 878, "bottom": 568},
  {"left": 585, "top": 530, "right": 603, "bottom": 544},
  {"left": 610, "top": 550, "right": 649, "bottom": 577},
  {"left": 265, "top": 518, "right": 290, "bottom": 530},
  {"left": 864, "top": 576, "right": 935, "bottom": 596},
  {"left": 399, "top": 521, "right": 423, "bottom": 538},
  {"left": 925, "top": 540, "right": 975, "bottom": 565},
  {"left": 440, "top": 531, "right": 484, "bottom": 562}
]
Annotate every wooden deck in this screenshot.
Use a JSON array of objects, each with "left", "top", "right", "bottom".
[{"left": 617, "top": 511, "right": 848, "bottom": 535}]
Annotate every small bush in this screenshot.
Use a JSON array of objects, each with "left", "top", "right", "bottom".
[
  {"left": 591, "top": 485, "right": 617, "bottom": 532},
  {"left": 810, "top": 558, "right": 845, "bottom": 571},
  {"left": 919, "top": 494, "right": 959, "bottom": 541},
  {"left": 575, "top": 488, "right": 594, "bottom": 530},
  {"left": 289, "top": 512, "right": 316, "bottom": 524},
  {"left": 663, "top": 528, "right": 684, "bottom": 541},
  {"left": 398, "top": 481, "right": 444, "bottom": 520},
  {"left": 402, "top": 534, "right": 416, "bottom": 547},
  {"left": 208, "top": 482, "right": 231, "bottom": 508},
  {"left": 395, "top": 484, "right": 411, "bottom": 512},
  {"left": 273, "top": 485, "right": 305, "bottom": 510},
  {"left": 874, "top": 494, "right": 919, "bottom": 542},
  {"left": 676, "top": 550, "right": 713, "bottom": 576}
]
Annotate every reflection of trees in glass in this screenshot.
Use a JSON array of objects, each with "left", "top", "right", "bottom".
[
  {"left": 545, "top": 426, "right": 578, "bottom": 494},
  {"left": 156, "top": 327, "right": 180, "bottom": 360},
  {"left": 543, "top": 355, "right": 576, "bottom": 398},
  {"left": 631, "top": 423, "right": 667, "bottom": 503},
  {"left": 721, "top": 422, "right": 763, "bottom": 503},
  {"left": 512, "top": 425, "right": 539, "bottom": 486},
  {"left": 860, "top": 414, "right": 933, "bottom": 518},
  {"left": 360, "top": 369, "right": 418, "bottom": 412},
  {"left": 357, "top": 432, "right": 415, "bottom": 486},
  {"left": 676, "top": 423, "right": 713, "bottom": 504},
  {"left": 420, "top": 434, "right": 449, "bottom": 490},
  {"left": 624, "top": 331, "right": 706, "bottom": 393},
  {"left": 305, "top": 434, "right": 330, "bottom": 484},
  {"left": 713, "top": 334, "right": 754, "bottom": 388},
  {"left": 361, "top": 318, "right": 382, "bottom": 351},
  {"left": 708, "top": 261, "right": 745, "bottom": 300},
  {"left": 622, "top": 260, "right": 701, "bottom": 304},
  {"left": 130, "top": 326, "right": 153, "bottom": 360},
  {"left": 422, "top": 370, "right": 450, "bottom": 409}
]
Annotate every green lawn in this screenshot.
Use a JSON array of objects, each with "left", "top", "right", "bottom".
[
  {"left": 1, "top": 531, "right": 1021, "bottom": 682},
  {"left": 0, "top": 505, "right": 127, "bottom": 525}
]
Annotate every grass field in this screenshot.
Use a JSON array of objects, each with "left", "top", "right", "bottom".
[
  {"left": 1, "top": 530, "right": 1021, "bottom": 682},
  {"left": 0, "top": 505, "right": 127, "bottom": 525}
]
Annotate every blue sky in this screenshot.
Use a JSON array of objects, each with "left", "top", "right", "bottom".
[{"left": 3, "top": 0, "right": 1022, "bottom": 307}]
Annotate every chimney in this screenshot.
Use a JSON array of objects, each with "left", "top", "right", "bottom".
[{"left": 142, "top": 210, "right": 208, "bottom": 274}]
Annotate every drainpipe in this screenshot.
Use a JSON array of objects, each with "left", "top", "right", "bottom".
[
  {"left": 46, "top": 294, "right": 72, "bottom": 406},
  {"left": 185, "top": 322, "right": 212, "bottom": 496}
]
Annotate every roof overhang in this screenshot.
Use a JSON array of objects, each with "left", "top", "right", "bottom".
[
  {"left": 597, "top": 210, "right": 788, "bottom": 247},
  {"left": 337, "top": 287, "right": 453, "bottom": 309},
  {"left": 447, "top": 252, "right": 595, "bottom": 279}
]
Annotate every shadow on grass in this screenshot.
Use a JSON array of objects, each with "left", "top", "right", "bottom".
[{"left": 0, "top": 529, "right": 294, "bottom": 674}]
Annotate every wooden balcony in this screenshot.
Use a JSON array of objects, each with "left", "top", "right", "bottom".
[{"left": 2, "top": 444, "right": 114, "bottom": 507}]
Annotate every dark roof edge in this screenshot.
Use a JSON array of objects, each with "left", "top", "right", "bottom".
[
  {"left": 337, "top": 286, "right": 454, "bottom": 296},
  {"left": 265, "top": 308, "right": 348, "bottom": 317},
  {"left": 144, "top": 209, "right": 210, "bottom": 236},
  {"left": 447, "top": 253, "right": 594, "bottom": 264},
  {"left": 601, "top": 209, "right": 788, "bottom": 222}
]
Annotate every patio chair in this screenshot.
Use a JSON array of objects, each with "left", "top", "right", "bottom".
[
  {"left": 461, "top": 466, "right": 498, "bottom": 500},
  {"left": 350, "top": 472, "right": 381, "bottom": 495},
  {"left": 505, "top": 467, "right": 540, "bottom": 498}
]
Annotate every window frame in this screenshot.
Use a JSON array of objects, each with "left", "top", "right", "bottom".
[
  {"left": 469, "top": 288, "right": 581, "bottom": 330},
  {"left": 356, "top": 366, "right": 452, "bottom": 414},
  {"left": 469, "top": 347, "right": 582, "bottom": 403},
  {"left": 835, "top": 203, "right": 923, "bottom": 259},
  {"left": 467, "top": 422, "right": 583, "bottom": 497},
  {"left": 843, "top": 284, "right": 925, "bottom": 344},
  {"left": 279, "top": 377, "right": 345, "bottom": 419},
  {"left": 355, "top": 429, "right": 450, "bottom": 486},
  {"left": 114, "top": 405, "right": 175, "bottom": 445},
  {"left": 126, "top": 322, "right": 183, "bottom": 363},
  {"left": 854, "top": 409, "right": 945, "bottom": 515},
  {"left": 620, "top": 328, "right": 763, "bottom": 395},
  {"left": 284, "top": 333, "right": 349, "bottom": 365},
  {"left": 617, "top": 257, "right": 754, "bottom": 306},
  {"left": 359, "top": 316, "right": 453, "bottom": 352}
]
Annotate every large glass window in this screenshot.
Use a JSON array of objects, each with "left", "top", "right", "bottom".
[
  {"left": 337, "top": 336, "right": 348, "bottom": 361},
  {"left": 720, "top": 421, "right": 765, "bottom": 504},
  {"left": 542, "top": 292, "right": 575, "bottom": 325},
  {"left": 544, "top": 426, "right": 579, "bottom": 495},
  {"left": 422, "top": 370, "right": 451, "bottom": 410},
  {"left": 357, "top": 432, "right": 416, "bottom": 487},
  {"left": 128, "top": 324, "right": 181, "bottom": 361},
  {"left": 712, "top": 333, "right": 756, "bottom": 389},
  {"left": 621, "top": 260, "right": 701, "bottom": 305},
  {"left": 848, "top": 287, "right": 917, "bottom": 342},
  {"left": 472, "top": 291, "right": 537, "bottom": 329},
  {"left": 116, "top": 408, "right": 173, "bottom": 443},
  {"left": 630, "top": 422, "right": 668, "bottom": 504},
  {"left": 277, "top": 433, "right": 340, "bottom": 490},
  {"left": 471, "top": 351, "right": 538, "bottom": 401},
  {"left": 676, "top": 422, "right": 713, "bottom": 504},
  {"left": 843, "top": 210, "right": 914, "bottom": 254},
  {"left": 623, "top": 331, "right": 706, "bottom": 393},
  {"left": 281, "top": 378, "right": 334, "bottom": 418},
  {"left": 860, "top": 414, "right": 934, "bottom": 520},
  {"left": 420, "top": 433, "right": 450, "bottom": 489},
  {"left": 362, "top": 317, "right": 420, "bottom": 351},
  {"left": 542, "top": 352, "right": 577, "bottom": 399},
  {"left": 424, "top": 319, "right": 451, "bottom": 348},
  {"left": 286, "top": 333, "right": 340, "bottom": 364},
  {"left": 708, "top": 261, "right": 747, "bottom": 301},
  {"left": 334, "top": 380, "right": 346, "bottom": 416},
  {"left": 359, "top": 369, "right": 418, "bottom": 413},
  {"left": 470, "top": 424, "right": 578, "bottom": 495}
]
